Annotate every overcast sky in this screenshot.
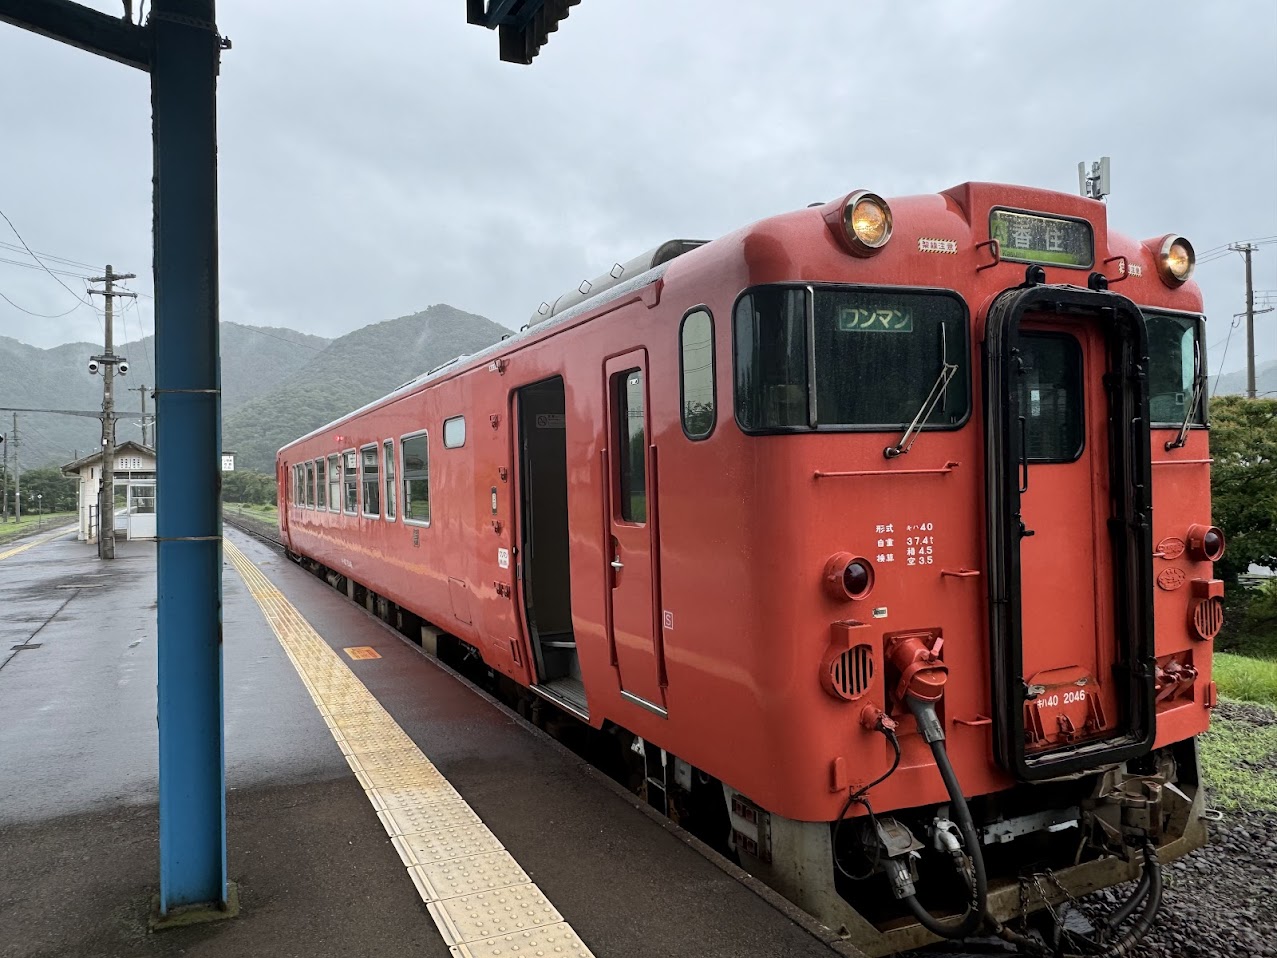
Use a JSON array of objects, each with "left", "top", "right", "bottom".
[{"left": 1, "top": 2, "right": 1274, "bottom": 378}]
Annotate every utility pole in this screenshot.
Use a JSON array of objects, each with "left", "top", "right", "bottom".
[
  {"left": 1232, "top": 243, "right": 1258, "bottom": 399},
  {"left": 130, "top": 384, "right": 151, "bottom": 447},
  {"left": 88, "top": 265, "right": 137, "bottom": 559},
  {"left": 1, "top": 430, "right": 7, "bottom": 522},
  {"left": 12, "top": 413, "right": 19, "bottom": 523}
]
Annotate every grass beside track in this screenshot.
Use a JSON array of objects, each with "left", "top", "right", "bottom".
[
  {"left": 225, "top": 502, "right": 278, "bottom": 525},
  {"left": 1213, "top": 653, "right": 1277, "bottom": 707},
  {"left": 1201, "top": 704, "right": 1277, "bottom": 812}
]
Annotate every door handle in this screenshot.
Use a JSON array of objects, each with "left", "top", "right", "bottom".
[
  {"left": 611, "top": 558, "right": 624, "bottom": 570},
  {"left": 1018, "top": 415, "right": 1030, "bottom": 494}
]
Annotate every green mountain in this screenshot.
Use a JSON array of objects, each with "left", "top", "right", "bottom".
[
  {"left": 0, "top": 323, "right": 329, "bottom": 468},
  {"left": 222, "top": 305, "right": 510, "bottom": 471},
  {"left": 1212, "top": 360, "right": 1277, "bottom": 398}
]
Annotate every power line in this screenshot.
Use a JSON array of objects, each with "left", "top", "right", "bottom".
[
  {"left": 0, "top": 207, "right": 97, "bottom": 310},
  {"left": 0, "top": 290, "right": 83, "bottom": 319},
  {"left": 1211, "top": 314, "right": 1242, "bottom": 397},
  {"left": 0, "top": 255, "right": 95, "bottom": 280},
  {"left": 0, "top": 240, "right": 98, "bottom": 272}
]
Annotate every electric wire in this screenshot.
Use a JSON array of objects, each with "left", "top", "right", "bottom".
[
  {"left": 0, "top": 208, "right": 97, "bottom": 310},
  {"left": 0, "top": 290, "right": 82, "bottom": 319},
  {"left": 1211, "top": 315, "right": 1242, "bottom": 397},
  {"left": 832, "top": 726, "right": 902, "bottom": 881}
]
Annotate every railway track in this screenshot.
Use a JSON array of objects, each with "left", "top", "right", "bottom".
[{"left": 222, "top": 510, "right": 283, "bottom": 550}]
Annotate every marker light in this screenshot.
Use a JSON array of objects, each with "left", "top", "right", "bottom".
[
  {"left": 1187, "top": 523, "right": 1225, "bottom": 562},
  {"left": 839, "top": 191, "right": 893, "bottom": 257},
  {"left": 1156, "top": 234, "right": 1195, "bottom": 287},
  {"left": 823, "top": 552, "right": 875, "bottom": 600}
]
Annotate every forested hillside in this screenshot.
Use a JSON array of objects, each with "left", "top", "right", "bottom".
[
  {"left": 222, "top": 304, "right": 509, "bottom": 470},
  {"left": 0, "top": 322, "right": 329, "bottom": 467}
]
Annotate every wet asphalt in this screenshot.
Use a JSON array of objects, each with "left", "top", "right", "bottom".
[{"left": 0, "top": 529, "right": 849, "bottom": 958}]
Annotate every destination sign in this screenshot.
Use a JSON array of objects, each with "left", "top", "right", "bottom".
[
  {"left": 989, "top": 209, "right": 1093, "bottom": 269},
  {"left": 837, "top": 305, "right": 914, "bottom": 333}
]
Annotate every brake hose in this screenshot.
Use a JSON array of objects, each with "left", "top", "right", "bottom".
[{"left": 902, "top": 697, "right": 989, "bottom": 940}]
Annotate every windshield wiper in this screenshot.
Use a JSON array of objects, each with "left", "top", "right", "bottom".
[
  {"left": 884, "top": 360, "right": 958, "bottom": 459},
  {"left": 1165, "top": 339, "right": 1204, "bottom": 451}
]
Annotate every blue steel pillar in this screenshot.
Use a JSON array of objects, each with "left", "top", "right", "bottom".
[{"left": 151, "top": 0, "right": 230, "bottom": 920}]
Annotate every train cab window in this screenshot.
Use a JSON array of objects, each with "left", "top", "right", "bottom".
[
  {"left": 1017, "top": 332, "right": 1084, "bottom": 462},
  {"left": 616, "top": 369, "right": 647, "bottom": 522},
  {"left": 327, "top": 454, "right": 340, "bottom": 512},
  {"left": 315, "top": 458, "right": 326, "bottom": 510},
  {"left": 342, "top": 449, "right": 358, "bottom": 514},
  {"left": 305, "top": 461, "right": 315, "bottom": 508},
  {"left": 402, "top": 433, "right": 430, "bottom": 525},
  {"left": 361, "top": 444, "right": 380, "bottom": 517},
  {"left": 680, "top": 309, "right": 716, "bottom": 439},
  {"left": 443, "top": 416, "right": 466, "bottom": 449},
  {"left": 383, "top": 440, "right": 396, "bottom": 520},
  {"left": 1146, "top": 312, "right": 1204, "bottom": 426},
  {"left": 735, "top": 286, "right": 970, "bottom": 432}
]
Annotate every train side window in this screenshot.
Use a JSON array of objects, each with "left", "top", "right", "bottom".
[
  {"left": 1018, "top": 332, "right": 1084, "bottom": 462},
  {"left": 616, "top": 368, "right": 646, "bottom": 522},
  {"left": 734, "top": 289, "right": 809, "bottom": 429},
  {"left": 401, "top": 433, "right": 430, "bottom": 525},
  {"left": 361, "top": 444, "right": 381, "bottom": 517},
  {"left": 680, "top": 308, "right": 716, "bottom": 439},
  {"left": 327, "top": 454, "right": 340, "bottom": 512},
  {"left": 383, "top": 439, "right": 396, "bottom": 520},
  {"left": 294, "top": 465, "right": 303, "bottom": 507},
  {"left": 315, "top": 457, "right": 326, "bottom": 510},
  {"left": 1145, "top": 312, "right": 1204, "bottom": 426},
  {"left": 305, "top": 461, "right": 315, "bottom": 508},
  {"left": 343, "top": 449, "right": 358, "bottom": 514},
  {"left": 443, "top": 416, "right": 466, "bottom": 449}
]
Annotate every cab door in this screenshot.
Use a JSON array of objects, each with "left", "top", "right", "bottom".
[
  {"left": 983, "top": 285, "right": 1155, "bottom": 782},
  {"left": 604, "top": 351, "right": 666, "bottom": 713},
  {"left": 1016, "top": 322, "right": 1120, "bottom": 757}
]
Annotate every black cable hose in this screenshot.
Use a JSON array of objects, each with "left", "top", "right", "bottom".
[
  {"left": 1102, "top": 871, "right": 1152, "bottom": 935},
  {"left": 832, "top": 727, "right": 902, "bottom": 881},
  {"left": 901, "top": 722, "right": 989, "bottom": 940}
]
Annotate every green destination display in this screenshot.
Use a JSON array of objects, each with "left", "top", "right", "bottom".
[
  {"left": 837, "top": 305, "right": 914, "bottom": 333},
  {"left": 990, "top": 209, "right": 1093, "bottom": 268}
]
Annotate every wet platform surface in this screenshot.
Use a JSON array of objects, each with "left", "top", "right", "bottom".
[{"left": 0, "top": 528, "right": 849, "bottom": 958}]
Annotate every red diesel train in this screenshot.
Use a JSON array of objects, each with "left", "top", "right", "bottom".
[{"left": 277, "top": 181, "right": 1221, "bottom": 956}]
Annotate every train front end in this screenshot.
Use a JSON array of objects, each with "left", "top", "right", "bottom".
[{"left": 723, "top": 184, "right": 1217, "bottom": 955}]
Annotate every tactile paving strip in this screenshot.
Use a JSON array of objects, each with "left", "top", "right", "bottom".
[
  {"left": 409, "top": 850, "right": 531, "bottom": 902},
  {"left": 449, "top": 922, "right": 595, "bottom": 958},
  {"left": 223, "top": 539, "right": 595, "bottom": 957},
  {"left": 427, "top": 884, "right": 562, "bottom": 946}
]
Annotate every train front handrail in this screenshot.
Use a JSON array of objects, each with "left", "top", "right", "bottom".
[{"left": 813, "top": 460, "right": 959, "bottom": 479}]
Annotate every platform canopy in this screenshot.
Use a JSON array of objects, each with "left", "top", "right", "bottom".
[{"left": 466, "top": 0, "right": 579, "bottom": 64}]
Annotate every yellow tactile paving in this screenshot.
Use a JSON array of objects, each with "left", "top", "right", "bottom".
[
  {"left": 0, "top": 525, "right": 76, "bottom": 562},
  {"left": 222, "top": 538, "right": 596, "bottom": 957}
]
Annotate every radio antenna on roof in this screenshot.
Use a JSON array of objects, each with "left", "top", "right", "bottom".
[{"left": 1078, "top": 156, "right": 1111, "bottom": 201}]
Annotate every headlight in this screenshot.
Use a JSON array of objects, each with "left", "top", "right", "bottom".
[
  {"left": 840, "top": 191, "right": 893, "bottom": 256},
  {"left": 1156, "top": 234, "right": 1195, "bottom": 287}
]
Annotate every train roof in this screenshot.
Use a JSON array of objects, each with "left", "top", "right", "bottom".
[{"left": 282, "top": 251, "right": 687, "bottom": 452}]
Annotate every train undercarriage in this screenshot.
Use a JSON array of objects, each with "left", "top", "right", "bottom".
[{"left": 285, "top": 550, "right": 1206, "bottom": 957}]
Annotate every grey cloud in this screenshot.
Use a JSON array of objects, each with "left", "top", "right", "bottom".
[{"left": 0, "top": 0, "right": 1273, "bottom": 375}]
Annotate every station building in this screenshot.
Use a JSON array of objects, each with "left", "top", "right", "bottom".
[{"left": 61, "top": 441, "right": 157, "bottom": 542}]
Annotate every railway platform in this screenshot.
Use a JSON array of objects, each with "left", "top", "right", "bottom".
[{"left": 1, "top": 526, "right": 857, "bottom": 958}]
